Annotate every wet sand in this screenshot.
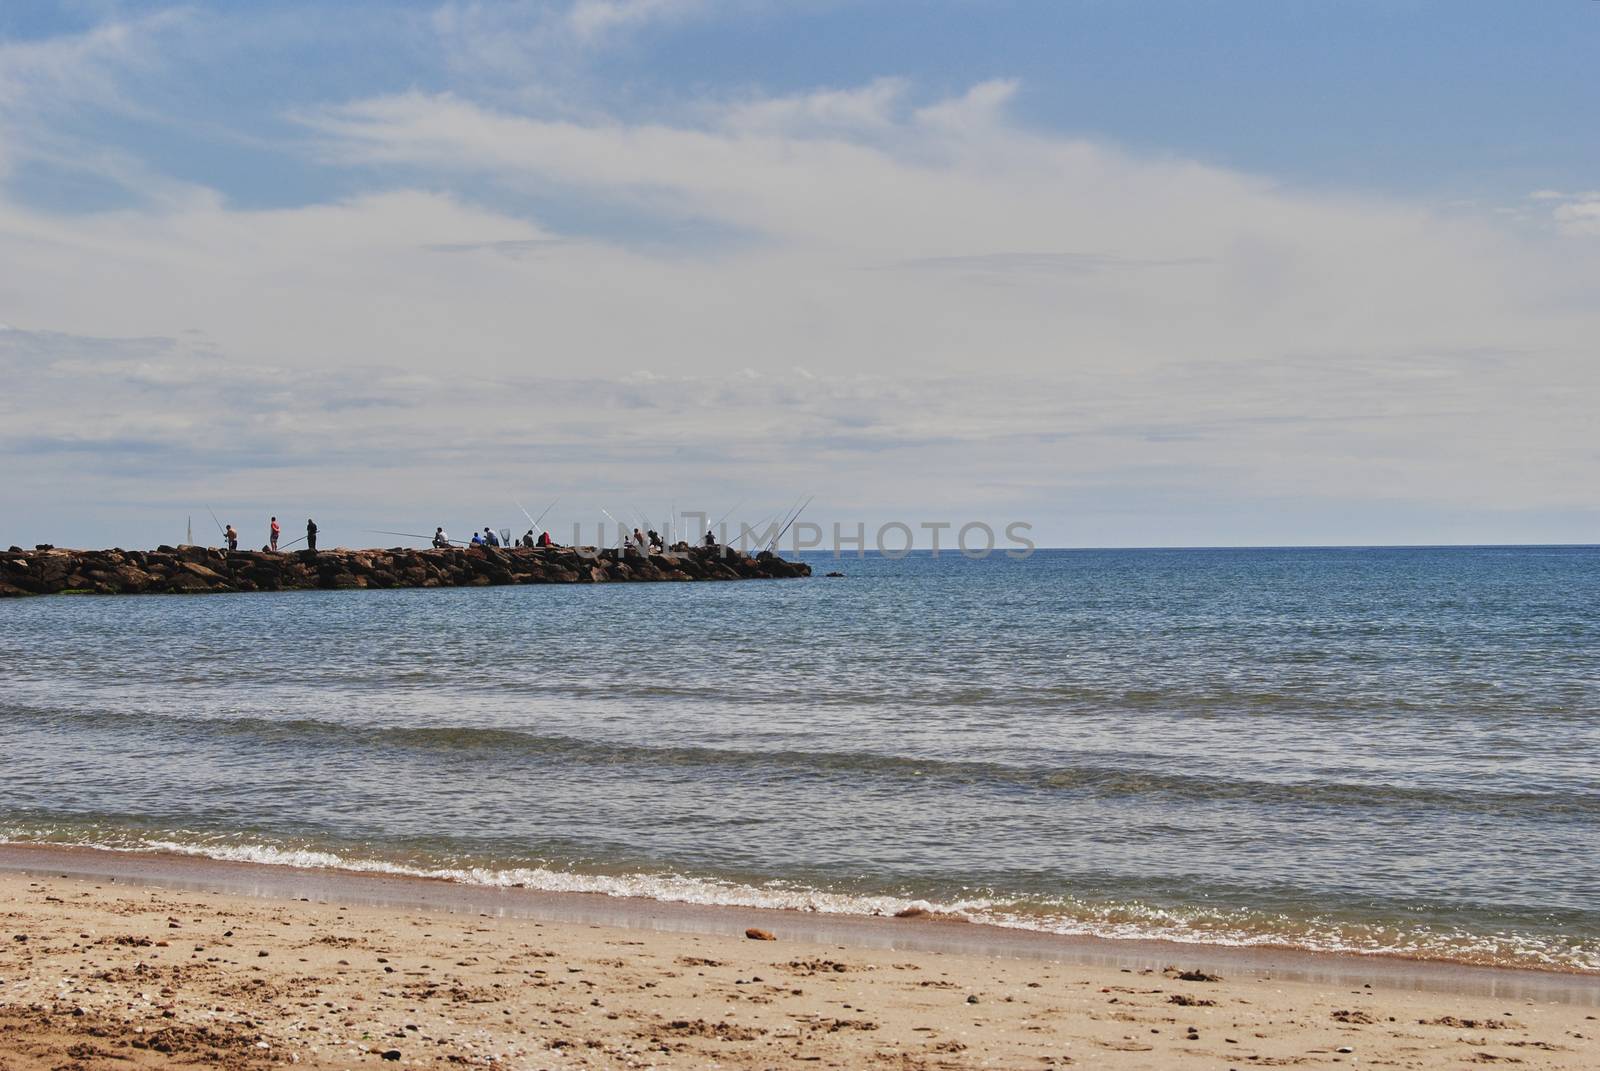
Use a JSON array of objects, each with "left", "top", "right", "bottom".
[{"left": 2, "top": 846, "right": 1596, "bottom": 1069}]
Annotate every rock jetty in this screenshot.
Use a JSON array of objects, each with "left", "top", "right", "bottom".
[{"left": 0, "top": 544, "right": 810, "bottom": 598}]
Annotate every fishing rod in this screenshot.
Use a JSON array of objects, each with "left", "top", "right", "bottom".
[
  {"left": 204, "top": 505, "right": 226, "bottom": 542},
  {"left": 598, "top": 507, "right": 628, "bottom": 545},
  {"left": 769, "top": 495, "right": 814, "bottom": 552},
  {"left": 513, "top": 498, "right": 536, "bottom": 529},
  {"left": 514, "top": 496, "right": 560, "bottom": 537},
  {"left": 278, "top": 535, "right": 306, "bottom": 550},
  {"left": 704, "top": 499, "right": 744, "bottom": 542},
  {"left": 758, "top": 494, "right": 807, "bottom": 551},
  {"left": 365, "top": 528, "right": 470, "bottom": 546}
]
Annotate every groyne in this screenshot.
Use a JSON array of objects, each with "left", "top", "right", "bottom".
[{"left": 0, "top": 544, "right": 810, "bottom": 597}]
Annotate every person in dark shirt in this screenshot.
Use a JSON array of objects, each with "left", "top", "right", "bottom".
[{"left": 306, "top": 519, "right": 318, "bottom": 551}]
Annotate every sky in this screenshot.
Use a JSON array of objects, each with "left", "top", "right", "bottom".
[{"left": 1, "top": 0, "right": 1598, "bottom": 550}]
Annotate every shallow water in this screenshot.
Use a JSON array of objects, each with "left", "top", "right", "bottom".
[{"left": 3, "top": 546, "right": 1597, "bottom": 971}]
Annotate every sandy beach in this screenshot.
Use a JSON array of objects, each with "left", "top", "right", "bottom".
[{"left": 2, "top": 849, "right": 1595, "bottom": 1070}]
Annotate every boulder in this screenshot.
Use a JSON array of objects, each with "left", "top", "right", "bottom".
[{"left": 178, "top": 561, "right": 226, "bottom": 582}]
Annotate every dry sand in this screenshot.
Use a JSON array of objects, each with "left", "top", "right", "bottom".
[{"left": 2, "top": 864, "right": 1596, "bottom": 1070}]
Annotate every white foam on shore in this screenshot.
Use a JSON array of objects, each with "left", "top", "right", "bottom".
[
  {"left": 131, "top": 838, "right": 958, "bottom": 918},
  {"left": 6, "top": 831, "right": 1597, "bottom": 974}
]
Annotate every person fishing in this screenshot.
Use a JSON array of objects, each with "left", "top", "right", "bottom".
[
  {"left": 632, "top": 527, "right": 647, "bottom": 553},
  {"left": 305, "top": 518, "right": 318, "bottom": 552},
  {"left": 470, "top": 531, "right": 484, "bottom": 546},
  {"left": 648, "top": 529, "right": 663, "bottom": 551},
  {"left": 704, "top": 529, "right": 717, "bottom": 548},
  {"left": 537, "top": 530, "right": 553, "bottom": 548},
  {"left": 483, "top": 526, "right": 500, "bottom": 547},
  {"left": 269, "top": 516, "right": 280, "bottom": 551},
  {"left": 224, "top": 524, "right": 238, "bottom": 552},
  {"left": 432, "top": 527, "right": 450, "bottom": 548},
  {"left": 520, "top": 530, "right": 535, "bottom": 548}
]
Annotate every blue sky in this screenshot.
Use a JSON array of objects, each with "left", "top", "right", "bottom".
[
  {"left": 7, "top": 1, "right": 1596, "bottom": 206},
  {"left": 2, "top": 1, "right": 1598, "bottom": 548}
]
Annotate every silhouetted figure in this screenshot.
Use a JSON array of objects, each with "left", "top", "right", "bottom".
[
  {"left": 705, "top": 530, "right": 717, "bottom": 547},
  {"left": 306, "top": 518, "right": 318, "bottom": 552}
]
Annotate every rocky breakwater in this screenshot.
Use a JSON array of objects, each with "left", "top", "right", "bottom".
[{"left": 0, "top": 544, "right": 810, "bottom": 597}]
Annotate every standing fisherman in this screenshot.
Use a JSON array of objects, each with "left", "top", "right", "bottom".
[
  {"left": 269, "top": 516, "right": 280, "bottom": 551},
  {"left": 306, "top": 518, "right": 318, "bottom": 552},
  {"left": 224, "top": 524, "right": 238, "bottom": 552}
]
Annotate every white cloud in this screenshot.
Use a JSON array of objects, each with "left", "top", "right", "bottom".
[
  {"left": 722, "top": 78, "right": 907, "bottom": 135},
  {"left": 426, "top": 0, "right": 731, "bottom": 83},
  {"left": 1552, "top": 195, "right": 1600, "bottom": 237},
  {"left": 566, "top": 0, "right": 708, "bottom": 41},
  {"left": 0, "top": 19, "right": 136, "bottom": 111},
  {"left": 912, "top": 78, "right": 1019, "bottom": 132},
  {"left": 1524, "top": 189, "right": 1600, "bottom": 237}
]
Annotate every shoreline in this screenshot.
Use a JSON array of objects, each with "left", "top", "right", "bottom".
[
  {"left": 5, "top": 842, "right": 1596, "bottom": 1007},
  {"left": 5, "top": 850, "right": 1597, "bottom": 1071}
]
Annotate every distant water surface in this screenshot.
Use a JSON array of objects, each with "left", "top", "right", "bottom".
[{"left": 2, "top": 546, "right": 1597, "bottom": 971}]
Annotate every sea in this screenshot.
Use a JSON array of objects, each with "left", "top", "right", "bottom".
[{"left": 2, "top": 546, "right": 1597, "bottom": 973}]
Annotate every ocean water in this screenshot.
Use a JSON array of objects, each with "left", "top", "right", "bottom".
[{"left": 2, "top": 546, "right": 1597, "bottom": 972}]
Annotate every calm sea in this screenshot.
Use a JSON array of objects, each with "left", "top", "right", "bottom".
[{"left": 3, "top": 547, "right": 1597, "bottom": 972}]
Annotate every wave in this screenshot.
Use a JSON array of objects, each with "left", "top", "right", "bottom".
[
  {"left": 4, "top": 702, "right": 1594, "bottom": 817},
  {"left": 3, "top": 827, "right": 1596, "bottom": 974}
]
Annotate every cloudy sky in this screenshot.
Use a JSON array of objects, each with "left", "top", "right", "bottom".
[{"left": 2, "top": 0, "right": 1597, "bottom": 550}]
